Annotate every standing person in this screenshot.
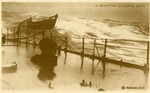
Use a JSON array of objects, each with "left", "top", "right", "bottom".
[{"left": 31, "top": 38, "right": 57, "bottom": 80}]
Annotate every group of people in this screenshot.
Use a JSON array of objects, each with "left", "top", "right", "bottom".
[{"left": 79, "top": 79, "right": 92, "bottom": 88}]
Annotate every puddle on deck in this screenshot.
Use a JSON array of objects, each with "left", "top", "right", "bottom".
[{"left": 1, "top": 44, "right": 148, "bottom": 91}]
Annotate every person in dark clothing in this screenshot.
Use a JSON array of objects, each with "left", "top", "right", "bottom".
[{"left": 31, "top": 38, "right": 57, "bottom": 80}]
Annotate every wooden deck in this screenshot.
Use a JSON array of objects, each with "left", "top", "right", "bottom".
[{"left": 1, "top": 45, "right": 148, "bottom": 91}]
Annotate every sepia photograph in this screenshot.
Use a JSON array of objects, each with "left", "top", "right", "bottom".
[{"left": 0, "top": 0, "right": 149, "bottom": 92}]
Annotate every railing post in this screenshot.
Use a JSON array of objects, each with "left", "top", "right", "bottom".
[
  {"left": 82, "top": 38, "right": 85, "bottom": 55},
  {"left": 65, "top": 37, "right": 68, "bottom": 53},
  {"left": 147, "top": 41, "right": 149, "bottom": 66},
  {"left": 143, "top": 41, "right": 149, "bottom": 75},
  {"left": 33, "top": 29, "right": 36, "bottom": 45},
  {"left": 13, "top": 27, "right": 16, "bottom": 45},
  {"left": 14, "top": 28, "right": 16, "bottom": 39},
  {"left": 17, "top": 27, "right": 19, "bottom": 47},
  {"left": 80, "top": 57, "right": 84, "bottom": 69},
  {"left": 26, "top": 28, "right": 28, "bottom": 46},
  {"left": 2, "top": 28, "right": 6, "bottom": 45},
  {"left": 7, "top": 28, "right": 8, "bottom": 44},
  {"left": 92, "top": 59, "right": 94, "bottom": 75},
  {"left": 91, "top": 39, "right": 96, "bottom": 75},
  {"left": 80, "top": 38, "right": 85, "bottom": 69},
  {"left": 102, "top": 39, "right": 107, "bottom": 77},
  {"left": 93, "top": 39, "right": 96, "bottom": 59},
  {"left": 19, "top": 27, "right": 21, "bottom": 45},
  {"left": 64, "top": 52, "right": 67, "bottom": 64},
  {"left": 104, "top": 39, "right": 107, "bottom": 57}
]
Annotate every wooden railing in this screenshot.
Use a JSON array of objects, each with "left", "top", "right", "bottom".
[{"left": 2, "top": 24, "right": 149, "bottom": 75}]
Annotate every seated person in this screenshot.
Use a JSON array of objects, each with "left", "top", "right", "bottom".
[{"left": 31, "top": 38, "right": 57, "bottom": 80}]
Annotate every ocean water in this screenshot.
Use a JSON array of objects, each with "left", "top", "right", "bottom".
[{"left": 2, "top": 9, "right": 149, "bottom": 66}]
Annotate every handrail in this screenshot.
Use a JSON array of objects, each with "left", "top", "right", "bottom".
[{"left": 2, "top": 16, "right": 149, "bottom": 72}]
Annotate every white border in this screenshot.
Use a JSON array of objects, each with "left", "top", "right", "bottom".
[
  {"left": 0, "top": 0, "right": 149, "bottom": 93},
  {"left": 1, "top": 0, "right": 150, "bottom": 2}
]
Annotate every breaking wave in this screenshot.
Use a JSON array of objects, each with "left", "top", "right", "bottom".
[{"left": 2, "top": 11, "right": 149, "bottom": 65}]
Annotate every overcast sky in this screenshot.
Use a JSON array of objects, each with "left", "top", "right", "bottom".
[{"left": 2, "top": 2, "right": 149, "bottom": 22}]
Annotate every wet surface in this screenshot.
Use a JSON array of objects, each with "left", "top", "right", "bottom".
[{"left": 1, "top": 44, "right": 148, "bottom": 91}]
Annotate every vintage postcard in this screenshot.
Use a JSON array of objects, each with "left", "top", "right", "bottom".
[{"left": 0, "top": 0, "right": 149, "bottom": 92}]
